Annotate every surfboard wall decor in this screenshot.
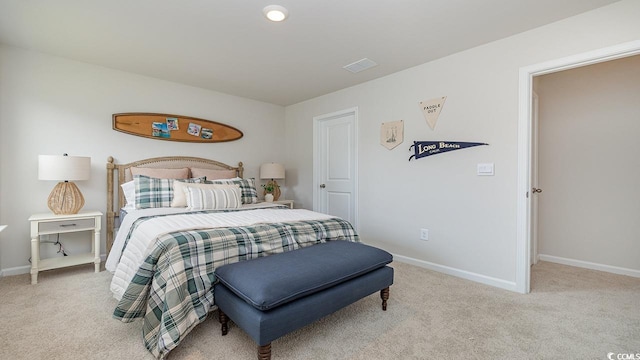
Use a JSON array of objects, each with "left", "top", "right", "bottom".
[{"left": 113, "top": 113, "right": 243, "bottom": 143}]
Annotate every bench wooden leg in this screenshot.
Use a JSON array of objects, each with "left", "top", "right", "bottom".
[
  {"left": 258, "top": 343, "right": 271, "bottom": 360},
  {"left": 219, "top": 310, "right": 229, "bottom": 336},
  {"left": 380, "top": 287, "right": 389, "bottom": 311}
]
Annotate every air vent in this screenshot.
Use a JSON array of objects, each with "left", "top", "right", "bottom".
[{"left": 343, "top": 58, "right": 378, "bottom": 73}]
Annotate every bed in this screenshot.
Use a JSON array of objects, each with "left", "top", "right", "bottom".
[{"left": 104, "top": 156, "right": 359, "bottom": 359}]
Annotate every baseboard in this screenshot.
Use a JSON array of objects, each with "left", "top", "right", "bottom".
[
  {"left": 393, "top": 253, "right": 518, "bottom": 292},
  {"left": 0, "top": 265, "right": 30, "bottom": 277},
  {"left": 0, "top": 254, "right": 109, "bottom": 278},
  {"left": 538, "top": 254, "right": 640, "bottom": 278}
]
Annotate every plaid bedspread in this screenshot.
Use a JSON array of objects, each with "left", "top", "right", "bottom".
[{"left": 112, "top": 215, "right": 359, "bottom": 359}]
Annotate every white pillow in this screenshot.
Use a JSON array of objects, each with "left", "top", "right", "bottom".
[
  {"left": 121, "top": 180, "right": 135, "bottom": 208},
  {"left": 184, "top": 186, "right": 242, "bottom": 210},
  {"left": 172, "top": 181, "right": 240, "bottom": 207}
]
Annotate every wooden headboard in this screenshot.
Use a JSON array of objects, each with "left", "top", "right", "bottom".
[{"left": 106, "top": 156, "right": 244, "bottom": 253}]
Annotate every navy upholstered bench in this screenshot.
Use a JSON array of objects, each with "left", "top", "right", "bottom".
[{"left": 213, "top": 240, "right": 394, "bottom": 360}]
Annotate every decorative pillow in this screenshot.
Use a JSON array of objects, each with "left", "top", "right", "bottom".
[
  {"left": 206, "top": 178, "right": 258, "bottom": 204},
  {"left": 121, "top": 180, "right": 135, "bottom": 209},
  {"left": 184, "top": 186, "right": 242, "bottom": 210},
  {"left": 172, "top": 181, "right": 240, "bottom": 207},
  {"left": 130, "top": 167, "right": 189, "bottom": 179},
  {"left": 190, "top": 167, "right": 237, "bottom": 180},
  {"left": 134, "top": 175, "right": 204, "bottom": 209}
]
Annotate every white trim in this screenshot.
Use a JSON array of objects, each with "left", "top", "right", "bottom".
[
  {"left": 516, "top": 66, "right": 532, "bottom": 294},
  {"left": 312, "top": 107, "right": 359, "bottom": 230},
  {"left": 0, "top": 225, "right": 6, "bottom": 276},
  {"left": 539, "top": 254, "right": 640, "bottom": 279},
  {"left": 394, "top": 254, "right": 517, "bottom": 292},
  {"left": 516, "top": 40, "right": 640, "bottom": 294},
  {"left": 1, "top": 265, "right": 30, "bottom": 277}
]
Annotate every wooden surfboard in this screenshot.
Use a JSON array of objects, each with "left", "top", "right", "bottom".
[{"left": 113, "top": 113, "right": 243, "bottom": 143}]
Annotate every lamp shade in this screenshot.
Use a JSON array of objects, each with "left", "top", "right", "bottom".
[
  {"left": 260, "top": 163, "right": 285, "bottom": 180},
  {"left": 39, "top": 155, "right": 91, "bottom": 181}
]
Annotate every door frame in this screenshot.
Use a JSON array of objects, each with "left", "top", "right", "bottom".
[
  {"left": 516, "top": 40, "right": 640, "bottom": 294},
  {"left": 312, "top": 107, "right": 359, "bottom": 230}
]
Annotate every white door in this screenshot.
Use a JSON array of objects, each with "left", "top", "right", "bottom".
[
  {"left": 530, "top": 92, "right": 541, "bottom": 266},
  {"left": 313, "top": 108, "right": 358, "bottom": 228}
]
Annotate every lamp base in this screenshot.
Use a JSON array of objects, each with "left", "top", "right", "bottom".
[
  {"left": 48, "top": 181, "right": 85, "bottom": 215},
  {"left": 264, "top": 180, "right": 282, "bottom": 201}
]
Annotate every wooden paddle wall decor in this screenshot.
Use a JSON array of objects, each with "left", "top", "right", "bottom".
[{"left": 113, "top": 113, "right": 243, "bottom": 143}]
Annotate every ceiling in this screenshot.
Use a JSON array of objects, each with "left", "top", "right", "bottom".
[{"left": 0, "top": 0, "right": 620, "bottom": 106}]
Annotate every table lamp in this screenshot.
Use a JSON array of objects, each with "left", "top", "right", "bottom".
[
  {"left": 38, "top": 154, "right": 91, "bottom": 215},
  {"left": 260, "top": 163, "right": 285, "bottom": 201}
]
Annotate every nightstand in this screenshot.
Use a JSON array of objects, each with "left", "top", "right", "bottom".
[
  {"left": 272, "top": 199, "right": 294, "bottom": 209},
  {"left": 28, "top": 211, "right": 102, "bottom": 284},
  {"left": 259, "top": 199, "right": 294, "bottom": 209}
]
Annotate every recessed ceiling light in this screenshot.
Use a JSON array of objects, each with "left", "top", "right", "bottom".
[{"left": 263, "top": 5, "right": 288, "bottom": 22}]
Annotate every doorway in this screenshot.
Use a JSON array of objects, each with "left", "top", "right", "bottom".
[
  {"left": 312, "top": 107, "right": 359, "bottom": 229},
  {"left": 532, "top": 55, "right": 640, "bottom": 282},
  {"left": 516, "top": 40, "right": 640, "bottom": 294}
]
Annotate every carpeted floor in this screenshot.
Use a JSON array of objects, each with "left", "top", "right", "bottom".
[{"left": 0, "top": 260, "right": 638, "bottom": 359}]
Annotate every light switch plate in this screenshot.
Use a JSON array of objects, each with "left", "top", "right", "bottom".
[{"left": 477, "top": 163, "right": 494, "bottom": 176}]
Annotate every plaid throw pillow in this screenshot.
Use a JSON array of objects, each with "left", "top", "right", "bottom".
[
  {"left": 134, "top": 175, "right": 204, "bottom": 209},
  {"left": 184, "top": 186, "right": 242, "bottom": 210},
  {"left": 206, "top": 178, "right": 258, "bottom": 204}
]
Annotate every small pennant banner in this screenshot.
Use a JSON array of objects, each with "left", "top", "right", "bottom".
[
  {"left": 419, "top": 96, "right": 446, "bottom": 130},
  {"left": 380, "top": 120, "right": 404, "bottom": 150},
  {"left": 409, "top": 141, "right": 488, "bottom": 161}
]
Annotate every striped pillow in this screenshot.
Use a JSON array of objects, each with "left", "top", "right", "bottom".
[
  {"left": 134, "top": 175, "right": 204, "bottom": 209},
  {"left": 206, "top": 178, "right": 258, "bottom": 204},
  {"left": 184, "top": 186, "right": 242, "bottom": 210},
  {"left": 172, "top": 181, "right": 239, "bottom": 207}
]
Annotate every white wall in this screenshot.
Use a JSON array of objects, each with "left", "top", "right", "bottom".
[
  {"left": 0, "top": 46, "right": 285, "bottom": 273},
  {"left": 284, "top": 0, "right": 640, "bottom": 288},
  {"left": 536, "top": 55, "right": 640, "bottom": 271}
]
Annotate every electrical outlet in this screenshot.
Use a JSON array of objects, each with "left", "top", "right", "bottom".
[{"left": 420, "top": 228, "right": 429, "bottom": 241}]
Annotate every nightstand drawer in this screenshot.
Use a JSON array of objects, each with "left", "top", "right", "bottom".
[{"left": 39, "top": 218, "right": 95, "bottom": 233}]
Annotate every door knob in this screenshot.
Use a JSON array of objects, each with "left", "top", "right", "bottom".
[
  {"left": 319, "top": 184, "right": 326, "bottom": 188},
  {"left": 532, "top": 188, "right": 543, "bottom": 194}
]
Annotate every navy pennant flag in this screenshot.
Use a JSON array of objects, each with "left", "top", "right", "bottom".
[{"left": 409, "top": 141, "right": 488, "bottom": 161}]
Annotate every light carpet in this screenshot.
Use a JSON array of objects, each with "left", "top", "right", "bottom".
[{"left": 0, "top": 261, "right": 638, "bottom": 359}]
